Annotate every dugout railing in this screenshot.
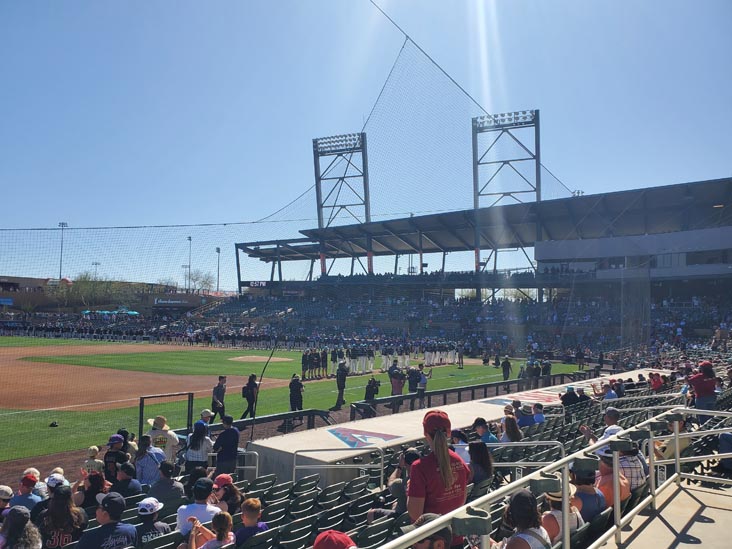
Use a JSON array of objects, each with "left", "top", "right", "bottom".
[
  {"left": 378, "top": 406, "right": 732, "bottom": 549},
  {"left": 349, "top": 372, "right": 593, "bottom": 420}
]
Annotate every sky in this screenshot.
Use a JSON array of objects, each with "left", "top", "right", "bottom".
[{"left": 1, "top": 0, "right": 731, "bottom": 289}]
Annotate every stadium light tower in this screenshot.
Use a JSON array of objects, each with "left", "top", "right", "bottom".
[
  {"left": 187, "top": 236, "right": 192, "bottom": 292},
  {"left": 92, "top": 261, "right": 101, "bottom": 279},
  {"left": 215, "top": 247, "right": 221, "bottom": 292},
  {"left": 313, "top": 132, "right": 372, "bottom": 275},
  {"left": 58, "top": 222, "right": 68, "bottom": 280}
]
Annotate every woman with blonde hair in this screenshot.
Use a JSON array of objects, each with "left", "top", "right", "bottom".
[{"left": 408, "top": 410, "right": 469, "bottom": 547}]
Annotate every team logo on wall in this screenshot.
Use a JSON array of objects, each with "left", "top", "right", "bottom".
[{"left": 328, "top": 427, "right": 402, "bottom": 448}]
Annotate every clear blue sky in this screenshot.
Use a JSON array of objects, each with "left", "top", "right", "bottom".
[{"left": 1, "top": 0, "right": 730, "bottom": 288}]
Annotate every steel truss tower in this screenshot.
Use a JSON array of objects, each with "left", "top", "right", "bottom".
[
  {"left": 471, "top": 110, "right": 542, "bottom": 300},
  {"left": 313, "top": 132, "right": 372, "bottom": 275}
]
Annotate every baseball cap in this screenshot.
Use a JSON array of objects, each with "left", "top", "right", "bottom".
[
  {"left": 45, "top": 473, "right": 66, "bottom": 489},
  {"left": 96, "top": 492, "right": 126, "bottom": 517},
  {"left": 53, "top": 485, "right": 72, "bottom": 500},
  {"left": 566, "top": 386, "right": 575, "bottom": 392},
  {"left": 508, "top": 489, "right": 537, "bottom": 522},
  {"left": 403, "top": 447, "right": 421, "bottom": 465},
  {"left": 193, "top": 477, "right": 214, "bottom": 499},
  {"left": 5, "top": 506, "right": 30, "bottom": 526},
  {"left": 20, "top": 474, "right": 38, "bottom": 488},
  {"left": 423, "top": 410, "right": 451, "bottom": 437},
  {"left": 313, "top": 529, "right": 357, "bottom": 549},
  {"left": 0, "top": 485, "right": 12, "bottom": 500},
  {"left": 213, "top": 474, "right": 233, "bottom": 489},
  {"left": 138, "top": 497, "right": 164, "bottom": 515},
  {"left": 107, "top": 434, "right": 124, "bottom": 446},
  {"left": 159, "top": 461, "right": 175, "bottom": 476},
  {"left": 604, "top": 407, "right": 620, "bottom": 420},
  {"left": 200, "top": 409, "right": 214, "bottom": 418},
  {"left": 401, "top": 513, "right": 452, "bottom": 544},
  {"left": 117, "top": 462, "right": 136, "bottom": 477}
]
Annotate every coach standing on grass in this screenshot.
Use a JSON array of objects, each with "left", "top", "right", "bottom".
[{"left": 211, "top": 376, "right": 227, "bottom": 423}]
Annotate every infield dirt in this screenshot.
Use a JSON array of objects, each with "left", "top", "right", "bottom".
[{"left": 0, "top": 343, "right": 291, "bottom": 412}]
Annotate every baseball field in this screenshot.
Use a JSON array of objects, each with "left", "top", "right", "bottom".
[{"left": 0, "top": 337, "right": 580, "bottom": 481}]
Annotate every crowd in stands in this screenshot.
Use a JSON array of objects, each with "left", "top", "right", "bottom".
[{"left": 1, "top": 344, "right": 731, "bottom": 548}]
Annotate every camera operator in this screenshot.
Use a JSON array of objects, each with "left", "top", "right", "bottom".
[{"left": 365, "top": 376, "right": 380, "bottom": 401}]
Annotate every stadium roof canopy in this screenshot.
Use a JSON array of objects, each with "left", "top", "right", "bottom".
[{"left": 237, "top": 177, "right": 732, "bottom": 263}]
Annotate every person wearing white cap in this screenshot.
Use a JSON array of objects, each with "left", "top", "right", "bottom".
[{"left": 135, "top": 497, "right": 171, "bottom": 546}]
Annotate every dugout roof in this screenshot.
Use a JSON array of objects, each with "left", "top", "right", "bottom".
[{"left": 237, "top": 177, "right": 732, "bottom": 262}]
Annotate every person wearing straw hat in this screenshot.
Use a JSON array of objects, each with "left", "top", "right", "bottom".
[
  {"left": 540, "top": 480, "right": 584, "bottom": 544},
  {"left": 146, "top": 415, "right": 179, "bottom": 462}
]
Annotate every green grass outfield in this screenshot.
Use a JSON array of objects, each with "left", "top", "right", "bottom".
[
  {"left": 0, "top": 339, "right": 580, "bottom": 461},
  {"left": 22, "top": 349, "right": 307, "bottom": 378},
  {"left": 0, "top": 336, "right": 104, "bottom": 347}
]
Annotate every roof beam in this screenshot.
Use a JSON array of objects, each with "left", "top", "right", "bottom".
[
  {"left": 382, "top": 221, "right": 421, "bottom": 252},
  {"left": 436, "top": 216, "right": 472, "bottom": 249}
]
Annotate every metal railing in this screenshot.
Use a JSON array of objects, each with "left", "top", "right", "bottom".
[
  {"left": 379, "top": 406, "right": 732, "bottom": 549},
  {"left": 350, "top": 373, "right": 582, "bottom": 420}
]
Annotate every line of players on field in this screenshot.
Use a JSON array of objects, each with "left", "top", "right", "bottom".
[{"left": 300, "top": 342, "right": 464, "bottom": 380}]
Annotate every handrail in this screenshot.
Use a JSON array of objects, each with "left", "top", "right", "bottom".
[
  {"left": 349, "top": 373, "right": 580, "bottom": 420},
  {"left": 292, "top": 446, "right": 385, "bottom": 487},
  {"left": 379, "top": 406, "right": 732, "bottom": 549}
]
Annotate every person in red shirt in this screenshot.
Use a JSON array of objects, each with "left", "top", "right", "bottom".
[
  {"left": 687, "top": 362, "right": 717, "bottom": 424},
  {"left": 408, "top": 410, "right": 469, "bottom": 548}
]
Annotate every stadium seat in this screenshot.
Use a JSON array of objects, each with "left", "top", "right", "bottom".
[
  {"left": 260, "top": 498, "right": 291, "bottom": 529},
  {"left": 352, "top": 516, "right": 395, "bottom": 549},
  {"left": 276, "top": 515, "right": 317, "bottom": 549},
  {"left": 313, "top": 501, "right": 350, "bottom": 535},
  {"left": 291, "top": 473, "right": 321, "bottom": 497},
  {"left": 263, "top": 480, "right": 294, "bottom": 504},
  {"left": 236, "top": 526, "right": 279, "bottom": 549},
  {"left": 316, "top": 481, "right": 345, "bottom": 510},
  {"left": 344, "top": 493, "right": 377, "bottom": 530},
  {"left": 247, "top": 473, "right": 277, "bottom": 493},
  {"left": 288, "top": 490, "right": 319, "bottom": 520},
  {"left": 341, "top": 475, "right": 369, "bottom": 501},
  {"left": 586, "top": 506, "right": 613, "bottom": 543}
]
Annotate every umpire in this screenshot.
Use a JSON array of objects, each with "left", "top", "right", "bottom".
[{"left": 330, "top": 360, "right": 349, "bottom": 411}]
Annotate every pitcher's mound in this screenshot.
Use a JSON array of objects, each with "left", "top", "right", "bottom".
[{"left": 228, "top": 355, "right": 293, "bottom": 363}]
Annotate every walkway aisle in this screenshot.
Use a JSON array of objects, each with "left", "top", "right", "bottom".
[{"left": 622, "top": 483, "right": 731, "bottom": 549}]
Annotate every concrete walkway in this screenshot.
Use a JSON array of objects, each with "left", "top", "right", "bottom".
[{"left": 619, "top": 482, "right": 732, "bottom": 549}]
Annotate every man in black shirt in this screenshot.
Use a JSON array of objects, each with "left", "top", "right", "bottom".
[
  {"left": 330, "top": 361, "right": 349, "bottom": 411},
  {"left": 213, "top": 415, "right": 239, "bottom": 476},
  {"left": 103, "top": 435, "right": 129, "bottom": 484},
  {"left": 501, "top": 355, "right": 513, "bottom": 391}
]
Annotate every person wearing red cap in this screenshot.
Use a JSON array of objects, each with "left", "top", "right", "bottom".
[
  {"left": 408, "top": 410, "right": 469, "bottom": 547},
  {"left": 313, "top": 529, "right": 357, "bottom": 549},
  {"left": 9, "top": 475, "right": 42, "bottom": 511},
  {"left": 210, "top": 474, "right": 242, "bottom": 513}
]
